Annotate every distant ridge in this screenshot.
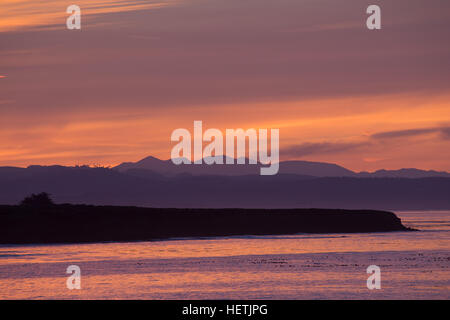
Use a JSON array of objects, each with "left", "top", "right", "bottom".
[
  {"left": 113, "top": 155, "right": 450, "bottom": 178},
  {"left": 358, "top": 168, "right": 450, "bottom": 178},
  {"left": 0, "top": 162, "right": 450, "bottom": 209},
  {"left": 114, "top": 156, "right": 355, "bottom": 177}
]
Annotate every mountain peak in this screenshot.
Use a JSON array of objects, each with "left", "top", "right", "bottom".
[{"left": 113, "top": 155, "right": 355, "bottom": 177}]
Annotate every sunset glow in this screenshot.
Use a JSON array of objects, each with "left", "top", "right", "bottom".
[
  {"left": 0, "top": 1, "right": 449, "bottom": 303},
  {"left": 1, "top": 0, "right": 449, "bottom": 172}
]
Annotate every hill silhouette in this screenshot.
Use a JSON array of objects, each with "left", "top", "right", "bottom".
[
  {"left": 0, "top": 162, "right": 449, "bottom": 209},
  {"left": 114, "top": 156, "right": 357, "bottom": 177},
  {"left": 113, "top": 156, "right": 450, "bottom": 178}
]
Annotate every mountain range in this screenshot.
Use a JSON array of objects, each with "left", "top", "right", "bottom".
[
  {"left": 0, "top": 156, "right": 449, "bottom": 210},
  {"left": 114, "top": 156, "right": 450, "bottom": 178}
]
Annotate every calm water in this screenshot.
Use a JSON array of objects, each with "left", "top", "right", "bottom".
[{"left": 0, "top": 211, "right": 449, "bottom": 299}]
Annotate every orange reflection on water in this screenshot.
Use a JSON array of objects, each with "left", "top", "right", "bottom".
[{"left": 0, "top": 212, "right": 449, "bottom": 299}]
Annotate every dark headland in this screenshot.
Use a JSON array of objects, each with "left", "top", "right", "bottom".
[{"left": 0, "top": 205, "right": 414, "bottom": 245}]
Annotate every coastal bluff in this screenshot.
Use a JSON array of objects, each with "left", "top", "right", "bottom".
[{"left": 0, "top": 205, "right": 414, "bottom": 245}]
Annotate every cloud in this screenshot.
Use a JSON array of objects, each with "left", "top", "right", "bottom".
[
  {"left": 0, "top": 0, "right": 173, "bottom": 32},
  {"left": 371, "top": 126, "right": 450, "bottom": 140},
  {"left": 2, "top": 0, "right": 450, "bottom": 119},
  {"left": 283, "top": 141, "right": 368, "bottom": 157},
  {"left": 284, "top": 124, "right": 450, "bottom": 158},
  {"left": 441, "top": 127, "right": 450, "bottom": 140}
]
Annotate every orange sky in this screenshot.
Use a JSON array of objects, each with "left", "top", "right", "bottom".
[{"left": 1, "top": 0, "right": 450, "bottom": 171}]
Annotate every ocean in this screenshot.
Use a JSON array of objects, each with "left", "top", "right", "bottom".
[{"left": 0, "top": 211, "right": 448, "bottom": 299}]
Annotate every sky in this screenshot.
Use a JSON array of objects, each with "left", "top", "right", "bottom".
[{"left": 1, "top": 0, "right": 450, "bottom": 171}]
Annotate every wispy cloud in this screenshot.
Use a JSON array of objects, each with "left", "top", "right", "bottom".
[
  {"left": 441, "top": 127, "right": 450, "bottom": 140},
  {"left": 283, "top": 125, "right": 450, "bottom": 158},
  {"left": 0, "top": 0, "right": 175, "bottom": 32},
  {"left": 283, "top": 141, "right": 369, "bottom": 157},
  {"left": 371, "top": 126, "right": 450, "bottom": 140}
]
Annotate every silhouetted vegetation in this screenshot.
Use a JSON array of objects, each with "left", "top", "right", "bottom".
[{"left": 20, "top": 192, "right": 54, "bottom": 207}]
